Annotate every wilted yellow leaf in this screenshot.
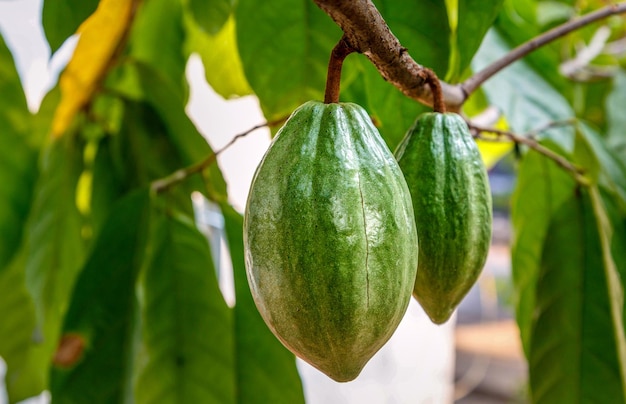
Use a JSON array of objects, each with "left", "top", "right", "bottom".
[{"left": 51, "top": 0, "right": 136, "bottom": 138}]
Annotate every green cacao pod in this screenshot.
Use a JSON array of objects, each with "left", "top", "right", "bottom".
[
  {"left": 244, "top": 101, "right": 418, "bottom": 382},
  {"left": 395, "top": 112, "right": 492, "bottom": 324}
]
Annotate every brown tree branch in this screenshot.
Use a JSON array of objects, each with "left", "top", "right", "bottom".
[
  {"left": 313, "top": 0, "right": 626, "bottom": 112},
  {"left": 312, "top": 0, "right": 465, "bottom": 111}
]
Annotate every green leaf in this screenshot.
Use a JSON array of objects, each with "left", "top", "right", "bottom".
[
  {"left": 31, "top": 85, "right": 61, "bottom": 147},
  {"left": 0, "top": 42, "right": 64, "bottom": 400},
  {"left": 0, "top": 34, "right": 29, "bottom": 135},
  {"left": 87, "top": 137, "right": 128, "bottom": 236},
  {"left": 235, "top": 0, "right": 342, "bottom": 119},
  {"left": 126, "top": 65, "right": 212, "bottom": 167},
  {"left": 573, "top": 129, "right": 600, "bottom": 184},
  {"left": 42, "top": 0, "right": 99, "bottom": 53},
  {"left": 494, "top": 1, "right": 619, "bottom": 128},
  {"left": 372, "top": 0, "right": 450, "bottom": 77},
  {"left": 449, "top": 0, "right": 505, "bottom": 82},
  {"left": 599, "top": 188, "right": 626, "bottom": 313},
  {"left": 494, "top": 0, "right": 570, "bottom": 94},
  {"left": 577, "top": 123, "right": 626, "bottom": 213},
  {"left": 2, "top": 136, "right": 87, "bottom": 401},
  {"left": 0, "top": 35, "right": 38, "bottom": 269},
  {"left": 183, "top": 15, "right": 252, "bottom": 98},
  {"left": 529, "top": 188, "right": 626, "bottom": 403},
  {"left": 23, "top": 135, "right": 88, "bottom": 361},
  {"left": 536, "top": 1, "right": 575, "bottom": 26},
  {"left": 110, "top": 100, "right": 198, "bottom": 217},
  {"left": 0, "top": 248, "right": 42, "bottom": 403},
  {"left": 108, "top": 61, "right": 228, "bottom": 202},
  {"left": 472, "top": 30, "right": 574, "bottom": 150},
  {"left": 607, "top": 71, "right": 626, "bottom": 157},
  {"left": 134, "top": 207, "right": 235, "bottom": 404},
  {"left": 221, "top": 205, "right": 305, "bottom": 404},
  {"left": 188, "top": 0, "right": 232, "bottom": 35},
  {"left": 589, "top": 186, "right": 626, "bottom": 399},
  {"left": 511, "top": 146, "right": 576, "bottom": 355},
  {"left": 114, "top": 101, "right": 188, "bottom": 187},
  {"left": 128, "top": 0, "right": 187, "bottom": 97},
  {"left": 50, "top": 189, "right": 151, "bottom": 403}
]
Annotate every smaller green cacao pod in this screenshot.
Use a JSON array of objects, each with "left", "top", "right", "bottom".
[
  {"left": 395, "top": 112, "right": 492, "bottom": 324},
  {"left": 244, "top": 101, "right": 418, "bottom": 382}
]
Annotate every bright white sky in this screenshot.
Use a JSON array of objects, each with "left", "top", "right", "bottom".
[{"left": 0, "top": 0, "right": 58, "bottom": 111}]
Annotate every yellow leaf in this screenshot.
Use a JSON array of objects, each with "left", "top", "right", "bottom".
[
  {"left": 51, "top": 0, "right": 135, "bottom": 138},
  {"left": 185, "top": 15, "right": 252, "bottom": 98},
  {"left": 478, "top": 136, "right": 514, "bottom": 169},
  {"left": 477, "top": 116, "right": 514, "bottom": 169}
]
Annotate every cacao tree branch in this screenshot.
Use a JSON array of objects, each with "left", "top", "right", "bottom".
[
  {"left": 152, "top": 118, "right": 287, "bottom": 194},
  {"left": 469, "top": 122, "right": 589, "bottom": 185},
  {"left": 313, "top": 0, "right": 626, "bottom": 112},
  {"left": 461, "top": 2, "right": 626, "bottom": 97},
  {"left": 312, "top": 0, "right": 465, "bottom": 111}
]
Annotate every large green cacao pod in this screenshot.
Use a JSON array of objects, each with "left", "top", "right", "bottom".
[
  {"left": 244, "top": 101, "right": 418, "bottom": 382},
  {"left": 395, "top": 112, "right": 492, "bottom": 324}
]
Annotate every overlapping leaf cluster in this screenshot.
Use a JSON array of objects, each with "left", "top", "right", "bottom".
[
  {"left": 485, "top": 2, "right": 626, "bottom": 401},
  {"left": 0, "top": 0, "right": 625, "bottom": 403},
  {"left": 0, "top": 1, "right": 302, "bottom": 403}
]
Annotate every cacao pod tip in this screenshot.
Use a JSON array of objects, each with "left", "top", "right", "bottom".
[{"left": 427, "top": 309, "right": 455, "bottom": 325}]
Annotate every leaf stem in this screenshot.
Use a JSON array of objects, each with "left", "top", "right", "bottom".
[
  {"left": 424, "top": 69, "right": 445, "bottom": 113},
  {"left": 324, "top": 36, "right": 355, "bottom": 104}
]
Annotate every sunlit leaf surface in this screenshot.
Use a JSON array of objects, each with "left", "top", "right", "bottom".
[{"left": 51, "top": 0, "right": 135, "bottom": 137}]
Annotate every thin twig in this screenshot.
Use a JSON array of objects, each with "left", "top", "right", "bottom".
[
  {"left": 469, "top": 122, "right": 589, "bottom": 185},
  {"left": 461, "top": 3, "right": 626, "bottom": 97},
  {"left": 152, "top": 117, "right": 286, "bottom": 194}
]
